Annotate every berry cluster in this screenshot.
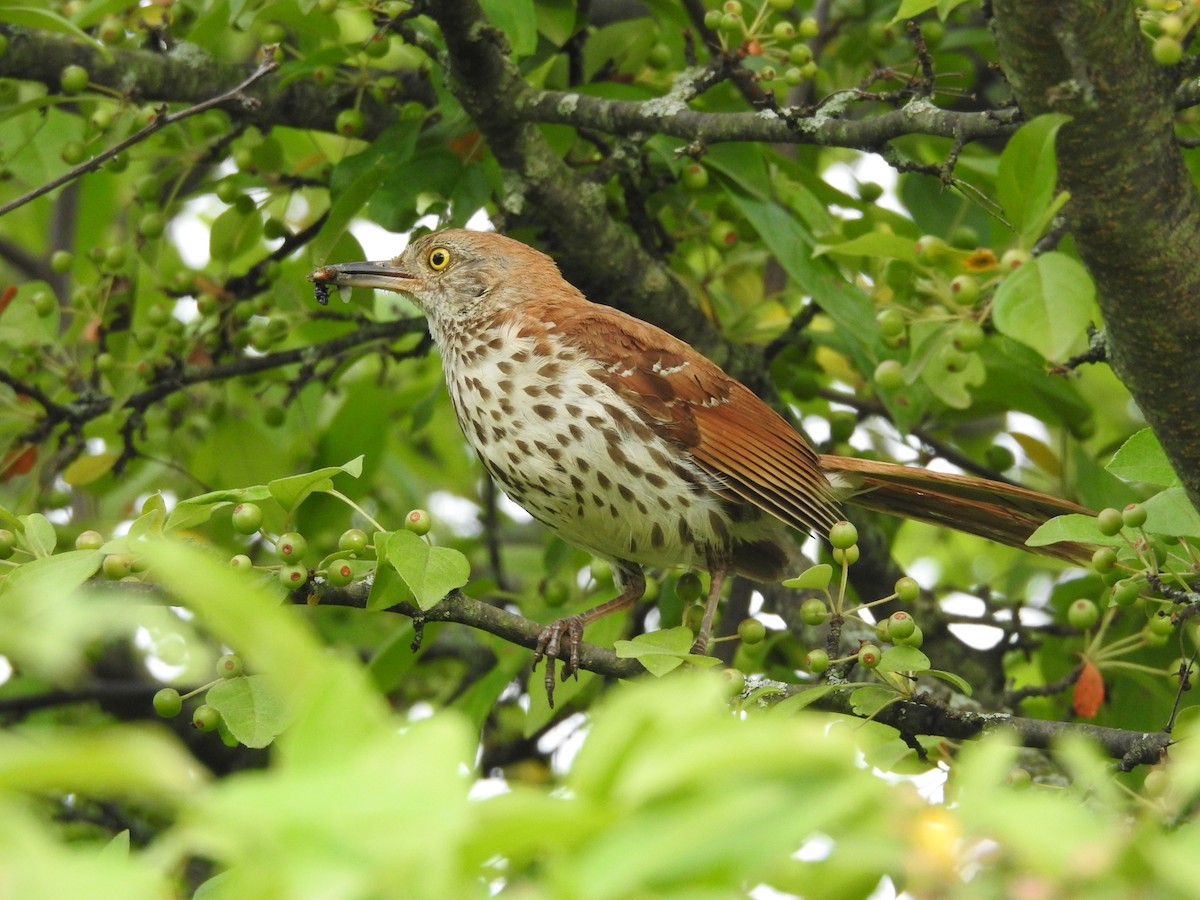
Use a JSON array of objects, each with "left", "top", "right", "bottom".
[
  {"left": 871, "top": 236, "right": 1030, "bottom": 402},
  {"left": 702, "top": 0, "right": 821, "bottom": 89},
  {"left": 1140, "top": 0, "right": 1199, "bottom": 66}
]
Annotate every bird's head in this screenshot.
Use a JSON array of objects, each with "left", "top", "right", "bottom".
[{"left": 308, "top": 229, "right": 570, "bottom": 335}]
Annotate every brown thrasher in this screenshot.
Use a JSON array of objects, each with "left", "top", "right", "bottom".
[{"left": 311, "top": 229, "right": 1089, "bottom": 702}]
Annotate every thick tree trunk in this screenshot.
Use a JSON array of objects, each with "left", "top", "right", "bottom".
[{"left": 993, "top": 1, "right": 1200, "bottom": 507}]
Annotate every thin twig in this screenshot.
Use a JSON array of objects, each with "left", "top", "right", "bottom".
[{"left": 0, "top": 60, "right": 278, "bottom": 220}]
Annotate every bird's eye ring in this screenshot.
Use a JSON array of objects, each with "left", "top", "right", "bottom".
[{"left": 428, "top": 247, "right": 451, "bottom": 271}]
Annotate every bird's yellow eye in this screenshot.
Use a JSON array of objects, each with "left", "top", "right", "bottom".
[{"left": 428, "top": 247, "right": 451, "bottom": 271}]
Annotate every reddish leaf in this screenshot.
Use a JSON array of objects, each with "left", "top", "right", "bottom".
[
  {"left": 1073, "top": 658, "right": 1105, "bottom": 718},
  {"left": 1, "top": 446, "right": 37, "bottom": 481},
  {"left": 449, "top": 131, "right": 484, "bottom": 162},
  {"left": 0, "top": 284, "right": 15, "bottom": 315}
]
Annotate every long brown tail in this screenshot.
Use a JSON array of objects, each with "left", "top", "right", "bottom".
[{"left": 819, "top": 455, "right": 1094, "bottom": 564}]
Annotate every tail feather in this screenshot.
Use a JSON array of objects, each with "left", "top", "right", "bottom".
[{"left": 819, "top": 455, "right": 1094, "bottom": 564}]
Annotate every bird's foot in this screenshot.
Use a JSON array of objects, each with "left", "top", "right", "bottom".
[
  {"left": 689, "top": 635, "right": 710, "bottom": 657},
  {"left": 533, "top": 614, "right": 586, "bottom": 708}
]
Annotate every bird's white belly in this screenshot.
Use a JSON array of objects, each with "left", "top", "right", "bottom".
[{"left": 441, "top": 329, "right": 730, "bottom": 569}]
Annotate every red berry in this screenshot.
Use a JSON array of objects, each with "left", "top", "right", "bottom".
[
  {"left": 325, "top": 562, "right": 354, "bottom": 587},
  {"left": 888, "top": 611, "right": 917, "bottom": 640},
  {"left": 857, "top": 643, "right": 881, "bottom": 669},
  {"left": 806, "top": 648, "right": 830, "bottom": 673},
  {"left": 404, "top": 509, "right": 432, "bottom": 535},
  {"left": 276, "top": 531, "right": 307, "bottom": 561},
  {"left": 335, "top": 108, "right": 365, "bottom": 137},
  {"left": 232, "top": 502, "right": 264, "bottom": 534},
  {"left": 1121, "top": 503, "right": 1148, "bottom": 529},
  {"left": 279, "top": 564, "right": 307, "bottom": 587}
]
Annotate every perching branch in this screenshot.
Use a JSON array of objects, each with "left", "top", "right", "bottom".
[{"left": 299, "top": 577, "right": 1172, "bottom": 767}]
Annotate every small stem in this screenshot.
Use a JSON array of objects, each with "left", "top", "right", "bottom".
[{"left": 326, "top": 489, "right": 386, "bottom": 533}]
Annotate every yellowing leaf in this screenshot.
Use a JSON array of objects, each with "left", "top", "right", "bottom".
[
  {"left": 1011, "top": 432, "right": 1062, "bottom": 477},
  {"left": 63, "top": 452, "right": 118, "bottom": 486}
]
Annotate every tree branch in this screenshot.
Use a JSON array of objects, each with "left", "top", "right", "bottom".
[
  {"left": 0, "top": 24, "right": 431, "bottom": 140},
  {"left": 780, "top": 684, "right": 1172, "bottom": 771},
  {"left": 516, "top": 87, "right": 1020, "bottom": 149},
  {"left": 299, "top": 576, "right": 1171, "bottom": 766}
]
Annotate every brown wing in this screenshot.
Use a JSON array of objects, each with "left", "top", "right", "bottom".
[{"left": 532, "top": 296, "right": 844, "bottom": 538}]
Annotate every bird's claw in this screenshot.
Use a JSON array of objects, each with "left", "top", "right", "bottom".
[{"left": 534, "top": 615, "right": 585, "bottom": 708}]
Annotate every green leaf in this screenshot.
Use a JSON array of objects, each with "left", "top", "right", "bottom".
[
  {"left": 0, "top": 723, "right": 200, "bottom": 798},
  {"left": 876, "top": 646, "right": 931, "bottom": 673},
  {"left": 614, "top": 626, "right": 716, "bottom": 677},
  {"left": 996, "top": 114, "right": 1071, "bottom": 241},
  {"left": 782, "top": 564, "right": 833, "bottom": 591},
  {"left": 534, "top": 0, "right": 579, "bottom": 45},
  {"left": 908, "top": 319, "right": 986, "bottom": 409},
  {"left": 98, "top": 829, "right": 130, "bottom": 863},
  {"left": 1142, "top": 486, "right": 1200, "bottom": 538},
  {"left": 0, "top": 549, "right": 101, "bottom": 599},
  {"left": 62, "top": 452, "right": 118, "bottom": 487},
  {"left": 480, "top": 0, "right": 537, "bottom": 56},
  {"left": 313, "top": 125, "right": 413, "bottom": 264},
  {"left": 774, "top": 682, "right": 852, "bottom": 713},
  {"left": 972, "top": 337, "right": 1092, "bottom": 433},
  {"left": 0, "top": 6, "right": 110, "bottom": 56},
  {"left": 844, "top": 681, "right": 902, "bottom": 720},
  {"left": 371, "top": 148, "right": 463, "bottom": 232},
  {"left": 1107, "top": 428, "right": 1178, "bottom": 486},
  {"left": 209, "top": 205, "right": 264, "bottom": 266},
  {"left": 19, "top": 513, "right": 56, "bottom": 557},
  {"left": 140, "top": 539, "right": 392, "bottom": 766},
  {"left": 926, "top": 669, "right": 973, "bottom": 695},
  {"left": 206, "top": 675, "right": 289, "bottom": 749},
  {"left": 813, "top": 230, "right": 918, "bottom": 263},
  {"left": 371, "top": 530, "right": 470, "bottom": 610},
  {"left": 889, "top": 0, "right": 938, "bottom": 25},
  {"left": 727, "top": 193, "right": 878, "bottom": 375},
  {"left": 1027, "top": 512, "right": 1117, "bottom": 548},
  {"left": 0, "top": 503, "right": 20, "bottom": 532},
  {"left": 850, "top": 685, "right": 900, "bottom": 717},
  {"left": 267, "top": 456, "right": 363, "bottom": 515},
  {"left": 992, "top": 251, "right": 1096, "bottom": 360},
  {"left": 165, "top": 486, "right": 273, "bottom": 531},
  {"left": 453, "top": 645, "right": 530, "bottom": 730}
]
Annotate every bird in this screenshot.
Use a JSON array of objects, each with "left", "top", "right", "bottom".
[{"left": 310, "top": 229, "right": 1091, "bottom": 704}]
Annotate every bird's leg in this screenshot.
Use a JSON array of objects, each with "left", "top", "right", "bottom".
[
  {"left": 690, "top": 561, "right": 728, "bottom": 657},
  {"left": 535, "top": 565, "right": 645, "bottom": 708}
]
